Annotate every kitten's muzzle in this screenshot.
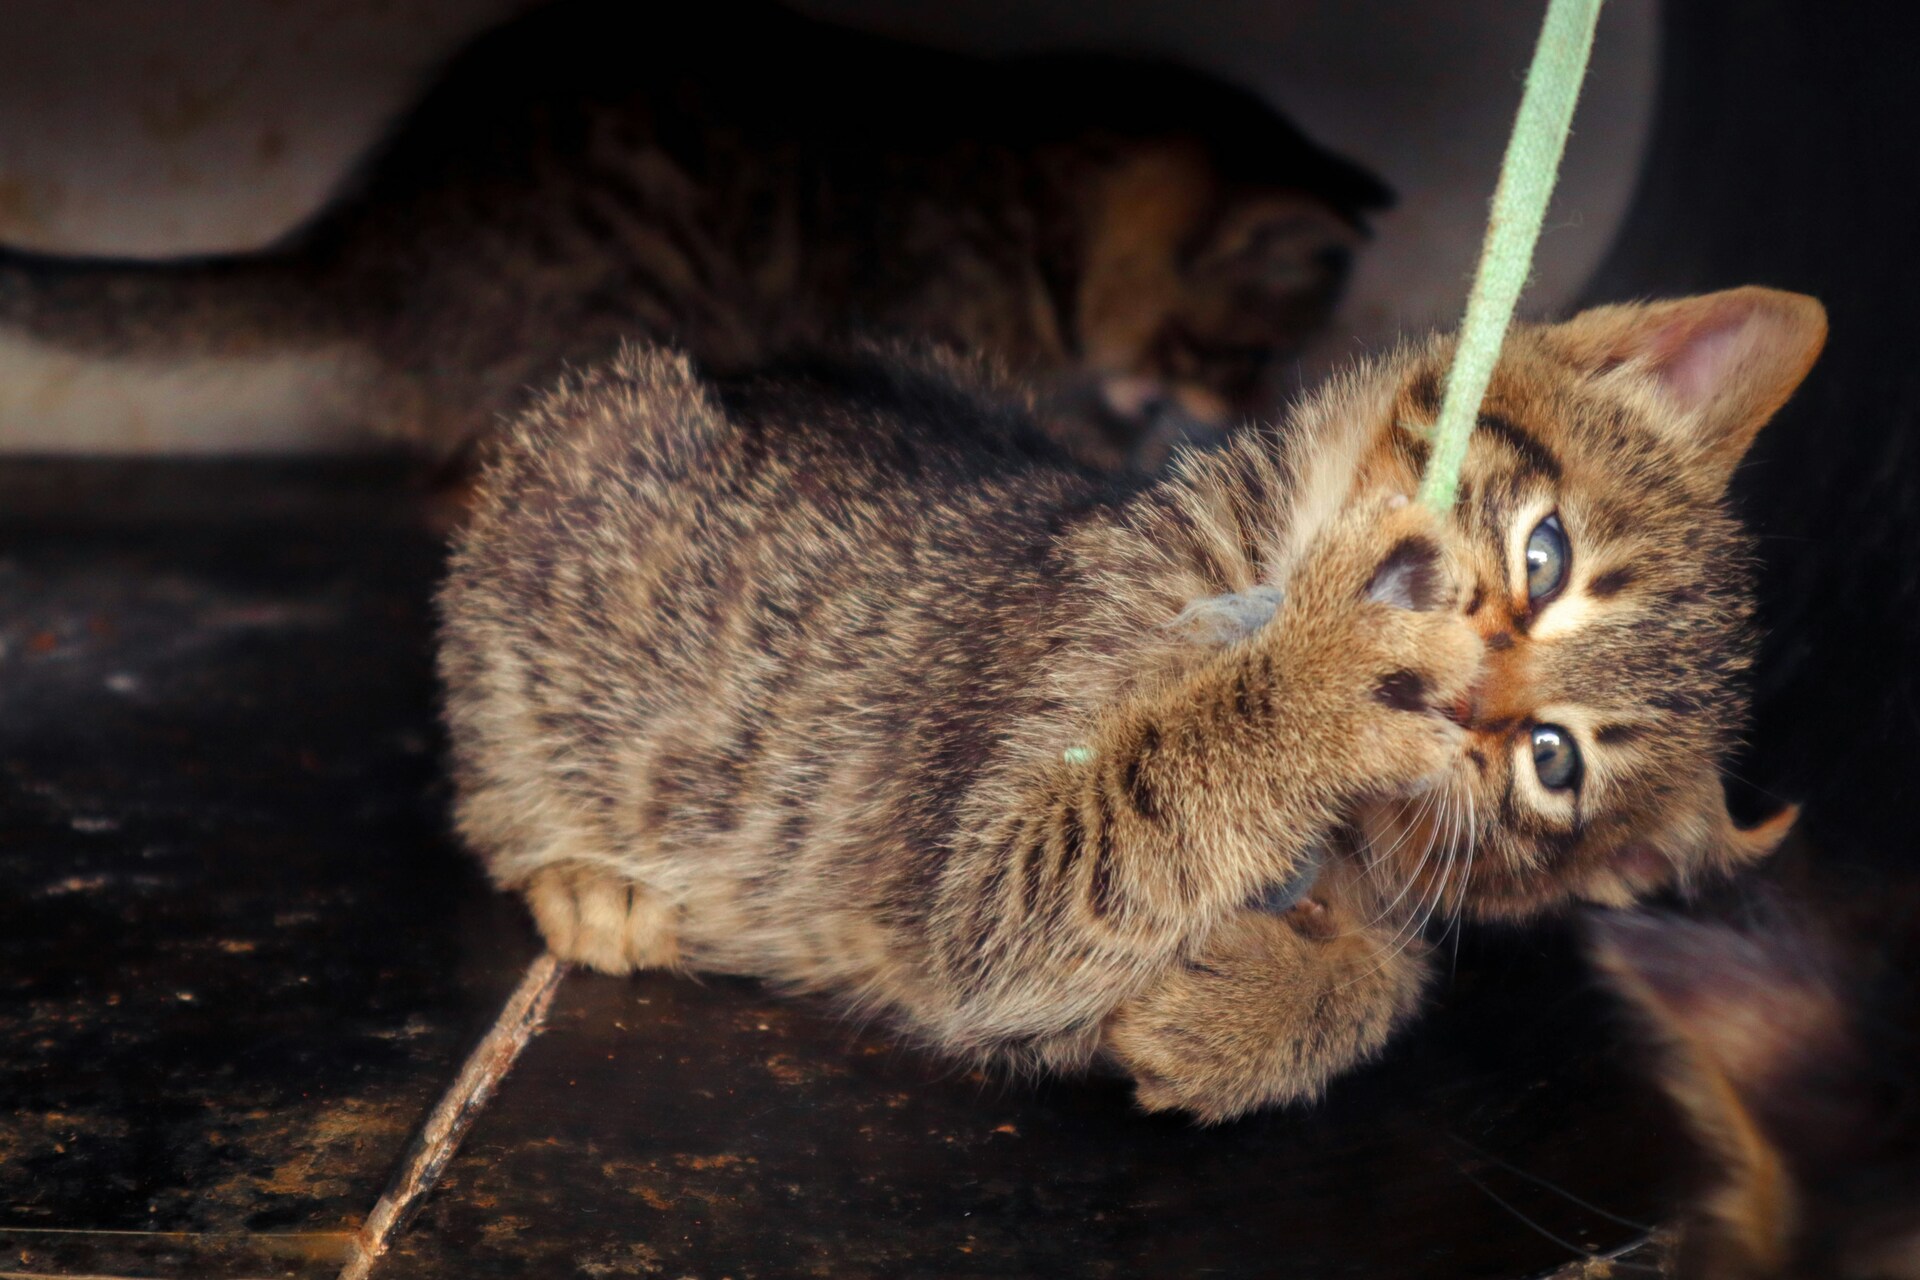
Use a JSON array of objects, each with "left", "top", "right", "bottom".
[{"left": 1443, "top": 648, "right": 1530, "bottom": 735}]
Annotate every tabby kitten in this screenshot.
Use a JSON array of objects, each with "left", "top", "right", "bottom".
[
  {"left": 1592, "top": 872, "right": 1920, "bottom": 1279},
  {"left": 439, "top": 286, "right": 1824, "bottom": 1121},
  {"left": 0, "top": 0, "right": 1385, "bottom": 470}
]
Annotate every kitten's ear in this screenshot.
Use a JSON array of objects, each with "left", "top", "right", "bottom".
[
  {"left": 1716, "top": 798, "right": 1799, "bottom": 872},
  {"left": 1609, "top": 785, "right": 1795, "bottom": 900},
  {"left": 1185, "top": 196, "right": 1363, "bottom": 291},
  {"left": 1554, "top": 287, "right": 1827, "bottom": 489}
]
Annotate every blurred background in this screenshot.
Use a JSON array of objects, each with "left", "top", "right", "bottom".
[{"left": 0, "top": 0, "right": 1655, "bottom": 452}]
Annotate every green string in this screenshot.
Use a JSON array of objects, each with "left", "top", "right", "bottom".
[{"left": 1417, "top": 0, "right": 1605, "bottom": 511}]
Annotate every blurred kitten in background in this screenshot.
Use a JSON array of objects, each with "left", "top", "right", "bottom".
[
  {"left": 0, "top": 0, "right": 1387, "bottom": 473},
  {"left": 1591, "top": 859, "right": 1920, "bottom": 1279}
]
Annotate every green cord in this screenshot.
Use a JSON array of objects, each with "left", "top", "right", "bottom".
[{"left": 1417, "top": 0, "right": 1605, "bottom": 511}]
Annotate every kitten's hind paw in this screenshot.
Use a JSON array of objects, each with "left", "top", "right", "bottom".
[
  {"left": 1104, "top": 906, "right": 1430, "bottom": 1123},
  {"left": 523, "top": 864, "right": 680, "bottom": 974}
]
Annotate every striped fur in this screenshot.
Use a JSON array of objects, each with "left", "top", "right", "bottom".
[{"left": 440, "top": 288, "right": 1824, "bottom": 1121}]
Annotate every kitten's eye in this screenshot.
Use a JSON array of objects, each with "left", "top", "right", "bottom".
[
  {"left": 1525, "top": 514, "right": 1570, "bottom": 604},
  {"left": 1530, "top": 724, "right": 1582, "bottom": 791}
]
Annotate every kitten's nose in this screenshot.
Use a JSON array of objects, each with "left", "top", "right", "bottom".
[{"left": 1453, "top": 646, "right": 1531, "bottom": 732}]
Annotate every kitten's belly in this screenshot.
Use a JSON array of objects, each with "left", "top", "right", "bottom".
[
  {"left": 672, "top": 873, "right": 904, "bottom": 994},
  {"left": 601, "top": 737, "right": 926, "bottom": 1001}
]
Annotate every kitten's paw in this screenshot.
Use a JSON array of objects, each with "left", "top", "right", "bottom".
[
  {"left": 524, "top": 864, "right": 679, "bottom": 974},
  {"left": 1291, "top": 491, "right": 1461, "bottom": 613},
  {"left": 1357, "top": 644, "right": 1475, "bottom": 798},
  {"left": 1284, "top": 494, "right": 1483, "bottom": 797},
  {"left": 1104, "top": 907, "right": 1431, "bottom": 1123}
]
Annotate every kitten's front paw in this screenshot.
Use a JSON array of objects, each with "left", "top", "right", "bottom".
[
  {"left": 1104, "top": 905, "right": 1431, "bottom": 1123},
  {"left": 523, "top": 864, "right": 679, "bottom": 974},
  {"left": 1284, "top": 494, "right": 1483, "bottom": 799}
]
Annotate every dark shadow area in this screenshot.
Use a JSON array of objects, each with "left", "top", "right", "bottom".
[
  {"left": 0, "top": 460, "right": 535, "bottom": 1279},
  {"left": 1588, "top": 0, "right": 1920, "bottom": 871}
]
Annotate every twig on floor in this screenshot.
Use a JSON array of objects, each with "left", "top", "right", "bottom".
[{"left": 335, "top": 951, "right": 568, "bottom": 1280}]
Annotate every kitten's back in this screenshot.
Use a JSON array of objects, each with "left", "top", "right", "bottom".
[{"left": 439, "top": 343, "right": 1137, "bottom": 1008}]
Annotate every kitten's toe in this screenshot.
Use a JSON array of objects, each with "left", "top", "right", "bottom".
[
  {"left": 1359, "top": 492, "right": 1469, "bottom": 610},
  {"left": 524, "top": 864, "right": 679, "bottom": 973},
  {"left": 1364, "top": 523, "right": 1451, "bottom": 612},
  {"left": 1124, "top": 1065, "right": 1190, "bottom": 1117},
  {"left": 1356, "top": 613, "right": 1480, "bottom": 795},
  {"left": 1371, "top": 687, "right": 1470, "bottom": 795},
  {"left": 525, "top": 867, "right": 585, "bottom": 957}
]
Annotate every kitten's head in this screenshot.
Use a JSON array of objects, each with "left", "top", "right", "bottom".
[
  {"left": 1035, "top": 62, "right": 1389, "bottom": 467},
  {"left": 1589, "top": 888, "right": 1920, "bottom": 1279},
  {"left": 1341, "top": 288, "right": 1826, "bottom": 918}
]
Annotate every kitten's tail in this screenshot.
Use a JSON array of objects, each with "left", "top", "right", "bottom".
[
  {"left": 0, "top": 242, "right": 358, "bottom": 359},
  {"left": 0, "top": 241, "right": 402, "bottom": 452}
]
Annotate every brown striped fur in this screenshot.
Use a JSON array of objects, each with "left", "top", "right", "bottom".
[
  {"left": 0, "top": 0, "right": 1385, "bottom": 472},
  {"left": 439, "top": 287, "right": 1824, "bottom": 1121}
]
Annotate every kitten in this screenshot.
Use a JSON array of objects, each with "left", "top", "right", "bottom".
[
  {"left": 437, "top": 286, "right": 1825, "bottom": 1122},
  {"left": 1590, "top": 870, "right": 1920, "bottom": 1279},
  {"left": 0, "top": 0, "right": 1386, "bottom": 471}
]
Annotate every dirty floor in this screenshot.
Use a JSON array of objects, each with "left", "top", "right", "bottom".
[{"left": 1, "top": 460, "right": 1689, "bottom": 1280}]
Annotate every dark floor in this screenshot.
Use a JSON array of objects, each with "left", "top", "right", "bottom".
[{"left": 0, "top": 459, "right": 1693, "bottom": 1279}]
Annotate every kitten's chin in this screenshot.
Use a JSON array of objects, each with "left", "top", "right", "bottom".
[
  {"left": 1568, "top": 842, "right": 1697, "bottom": 911},
  {"left": 1459, "top": 886, "right": 1579, "bottom": 923},
  {"left": 1466, "top": 854, "right": 1674, "bottom": 921},
  {"left": 1446, "top": 853, "right": 1616, "bottom": 922}
]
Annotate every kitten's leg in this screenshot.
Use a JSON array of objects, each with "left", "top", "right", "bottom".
[
  {"left": 1102, "top": 895, "right": 1431, "bottom": 1123},
  {"left": 524, "top": 864, "right": 680, "bottom": 974},
  {"left": 935, "top": 493, "right": 1478, "bottom": 1023}
]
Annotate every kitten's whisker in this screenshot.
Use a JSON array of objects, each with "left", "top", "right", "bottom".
[
  {"left": 1420, "top": 788, "right": 1459, "bottom": 921},
  {"left": 1347, "top": 805, "right": 1436, "bottom": 946},
  {"left": 1363, "top": 825, "right": 1435, "bottom": 942},
  {"left": 1441, "top": 784, "right": 1477, "bottom": 941},
  {"left": 1353, "top": 813, "right": 1418, "bottom": 927},
  {"left": 1362, "top": 790, "right": 1444, "bottom": 930},
  {"left": 1448, "top": 787, "right": 1478, "bottom": 979},
  {"left": 1339, "top": 867, "right": 1446, "bottom": 991},
  {"left": 1361, "top": 794, "right": 1428, "bottom": 882},
  {"left": 1445, "top": 1154, "right": 1620, "bottom": 1267},
  {"left": 1716, "top": 765, "right": 1796, "bottom": 807},
  {"left": 1418, "top": 789, "right": 1461, "bottom": 942},
  {"left": 1343, "top": 789, "right": 1456, "bottom": 988},
  {"left": 1445, "top": 1135, "right": 1653, "bottom": 1232},
  {"left": 1416, "top": 784, "right": 1472, "bottom": 955}
]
